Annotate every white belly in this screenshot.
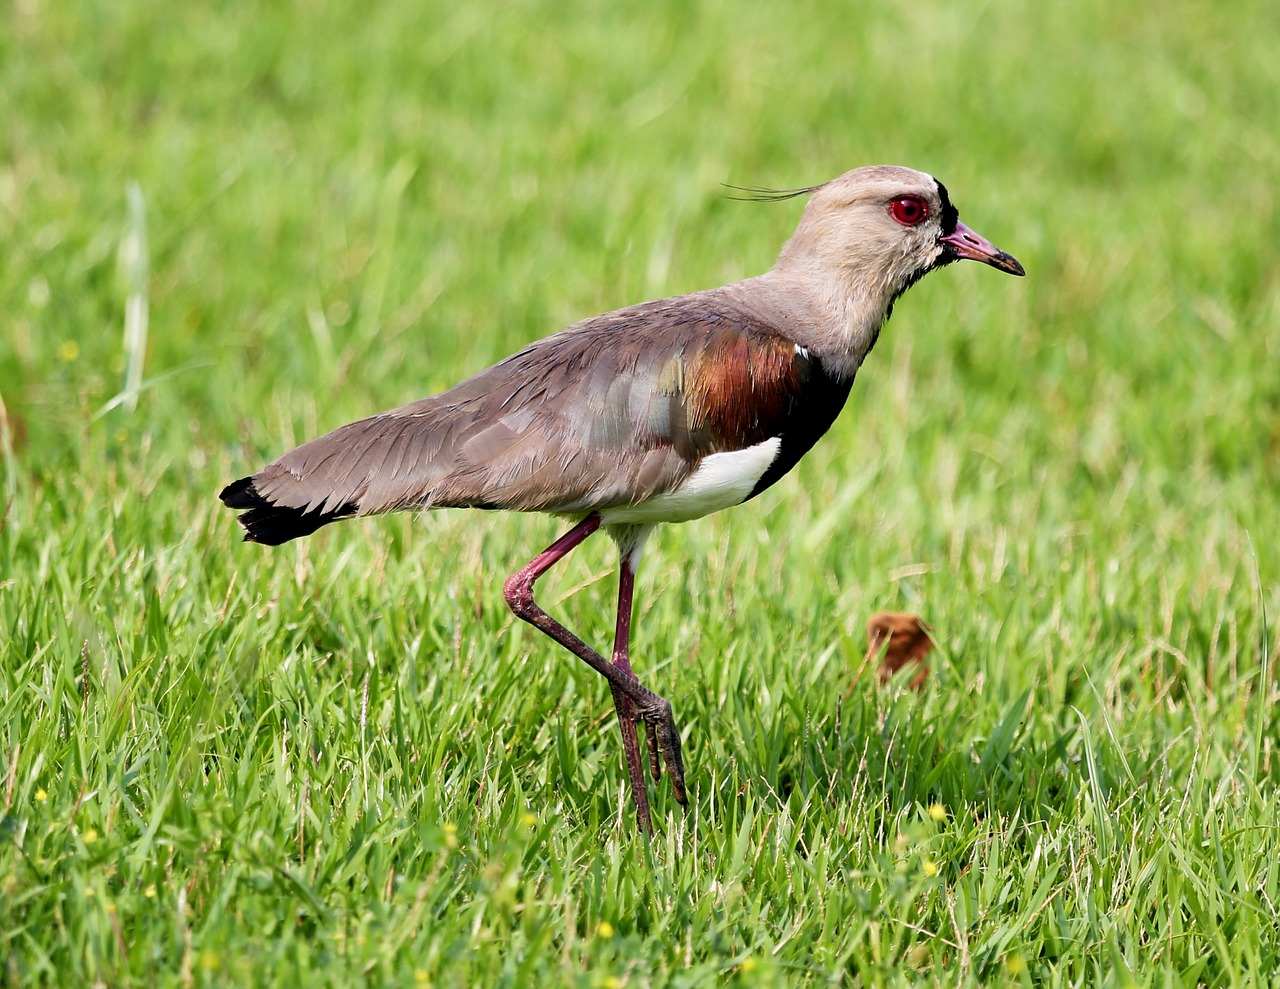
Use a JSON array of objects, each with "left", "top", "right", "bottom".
[{"left": 599, "top": 437, "right": 782, "bottom": 525}]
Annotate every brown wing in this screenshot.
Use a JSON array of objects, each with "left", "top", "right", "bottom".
[{"left": 222, "top": 295, "right": 850, "bottom": 543}]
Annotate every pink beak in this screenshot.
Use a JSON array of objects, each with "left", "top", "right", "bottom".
[{"left": 940, "top": 220, "right": 1025, "bottom": 276}]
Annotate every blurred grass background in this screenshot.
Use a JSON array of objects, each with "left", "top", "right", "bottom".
[{"left": 3, "top": 0, "right": 1279, "bottom": 985}]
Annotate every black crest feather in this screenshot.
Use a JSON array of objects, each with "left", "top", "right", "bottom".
[{"left": 721, "top": 183, "right": 820, "bottom": 203}]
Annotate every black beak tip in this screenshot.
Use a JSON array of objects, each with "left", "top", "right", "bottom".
[{"left": 1000, "top": 253, "right": 1027, "bottom": 277}]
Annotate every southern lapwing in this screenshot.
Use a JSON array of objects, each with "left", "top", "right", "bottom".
[{"left": 221, "top": 165, "right": 1024, "bottom": 833}]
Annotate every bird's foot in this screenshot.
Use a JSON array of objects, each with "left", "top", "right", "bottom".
[
  {"left": 609, "top": 678, "right": 687, "bottom": 833},
  {"left": 632, "top": 689, "right": 687, "bottom": 807}
]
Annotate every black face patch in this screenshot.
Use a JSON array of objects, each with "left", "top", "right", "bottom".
[{"left": 934, "top": 179, "right": 959, "bottom": 236}]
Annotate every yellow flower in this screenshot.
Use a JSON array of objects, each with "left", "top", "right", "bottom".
[
  {"left": 596, "top": 921, "right": 615, "bottom": 939},
  {"left": 58, "top": 340, "right": 80, "bottom": 363},
  {"left": 34, "top": 788, "right": 48, "bottom": 803},
  {"left": 1005, "top": 954, "right": 1027, "bottom": 975},
  {"left": 83, "top": 829, "right": 99, "bottom": 845},
  {"left": 602, "top": 977, "right": 622, "bottom": 989},
  {"left": 144, "top": 885, "right": 157, "bottom": 898},
  {"left": 739, "top": 956, "right": 758, "bottom": 973},
  {"left": 921, "top": 859, "right": 939, "bottom": 877},
  {"left": 442, "top": 822, "right": 458, "bottom": 849},
  {"left": 522, "top": 812, "right": 537, "bottom": 828},
  {"left": 928, "top": 803, "right": 948, "bottom": 822}
]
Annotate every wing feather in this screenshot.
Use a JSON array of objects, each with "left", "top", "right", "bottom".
[{"left": 225, "top": 294, "right": 852, "bottom": 542}]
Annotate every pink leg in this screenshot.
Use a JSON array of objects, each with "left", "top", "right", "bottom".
[
  {"left": 503, "top": 515, "right": 685, "bottom": 834},
  {"left": 608, "top": 545, "right": 656, "bottom": 832}
]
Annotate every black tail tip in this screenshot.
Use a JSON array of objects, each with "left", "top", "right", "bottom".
[
  {"left": 220, "top": 476, "right": 260, "bottom": 510},
  {"left": 219, "top": 475, "right": 355, "bottom": 546}
]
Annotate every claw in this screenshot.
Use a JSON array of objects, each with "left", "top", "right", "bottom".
[
  {"left": 661, "top": 725, "right": 688, "bottom": 806},
  {"left": 645, "top": 720, "right": 661, "bottom": 781}
]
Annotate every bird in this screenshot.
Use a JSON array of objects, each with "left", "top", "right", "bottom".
[{"left": 220, "top": 165, "right": 1024, "bottom": 834}]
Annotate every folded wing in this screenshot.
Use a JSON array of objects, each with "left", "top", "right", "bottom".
[{"left": 222, "top": 298, "right": 853, "bottom": 543}]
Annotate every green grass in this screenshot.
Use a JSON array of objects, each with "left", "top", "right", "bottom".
[{"left": 3, "top": 0, "right": 1280, "bottom": 984}]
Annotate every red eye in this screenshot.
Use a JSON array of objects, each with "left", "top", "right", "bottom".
[{"left": 889, "top": 196, "right": 928, "bottom": 226}]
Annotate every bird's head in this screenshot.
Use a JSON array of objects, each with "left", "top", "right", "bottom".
[{"left": 772, "top": 165, "right": 1024, "bottom": 316}]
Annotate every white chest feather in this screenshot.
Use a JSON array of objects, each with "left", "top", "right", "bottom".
[{"left": 599, "top": 437, "right": 782, "bottom": 525}]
